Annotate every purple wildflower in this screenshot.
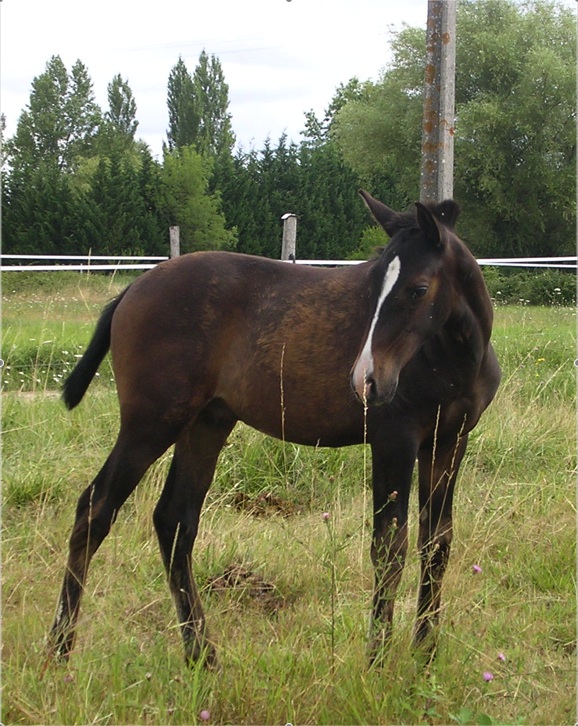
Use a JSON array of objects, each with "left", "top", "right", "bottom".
[
  {"left": 483, "top": 671, "right": 494, "bottom": 682},
  {"left": 472, "top": 564, "right": 482, "bottom": 574}
]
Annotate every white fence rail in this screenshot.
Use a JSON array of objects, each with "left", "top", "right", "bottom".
[
  {"left": 291, "top": 257, "right": 577, "bottom": 269},
  {"left": 0, "top": 254, "right": 166, "bottom": 272},
  {"left": 0, "top": 254, "right": 576, "bottom": 271}
]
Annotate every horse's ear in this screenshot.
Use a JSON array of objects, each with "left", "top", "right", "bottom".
[
  {"left": 435, "top": 200, "right": 460, "bottom": 230},
  {"left": 415, "top": 201, "right": 444, "bottom": 249},
  {"left": 359, "top": 189, "right": 402, "bottom": 238}
]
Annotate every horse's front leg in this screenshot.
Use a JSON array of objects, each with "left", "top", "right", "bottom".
[
  {"left": 368, "top": 435, "right": 418, "bottom": 666},
  {"left": 415, "top": 431, "right": 468, "bottom": 659}
]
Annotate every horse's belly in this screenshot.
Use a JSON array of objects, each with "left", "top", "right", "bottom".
[
  {"left": 219, "top": 377, "right": 366, "bottom": 448},
  {"left": 240, "top": 412, "right": 366, "bottom": 448}
]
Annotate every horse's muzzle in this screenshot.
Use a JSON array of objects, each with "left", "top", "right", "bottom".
[{"left": 351, "top": 372, "right": 398, "bottom": 407}]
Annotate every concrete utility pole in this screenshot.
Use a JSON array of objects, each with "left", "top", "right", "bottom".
[{"left": 420, "top": 0, "right": 456, "bottom": 204}]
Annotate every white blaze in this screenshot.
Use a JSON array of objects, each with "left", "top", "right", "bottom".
[{"left": 353, "top": 255, "right": 401, "bottom": 391}]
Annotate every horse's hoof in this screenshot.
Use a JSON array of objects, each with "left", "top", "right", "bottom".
[{"left": 185, "top": 643, "right": 218, "bottom": 670}]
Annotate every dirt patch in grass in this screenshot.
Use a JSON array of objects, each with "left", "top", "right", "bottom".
[
  {"left": 232, "top": 491, "right": 300, "bottom": 517},
  {"left": 207, "top": 564, "right": 286, "bottom": 614}
]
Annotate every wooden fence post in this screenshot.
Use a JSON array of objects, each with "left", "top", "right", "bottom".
[
  {"left": 169, "top": 226, "right": 180, "bottom": 258},
  {"left": 281, "top": 213, "right": 297, "bottom": 261}
]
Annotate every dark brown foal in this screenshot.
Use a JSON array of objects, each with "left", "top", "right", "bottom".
[{"left": 49, "top": 191, "right": 500, "bottom": 666}]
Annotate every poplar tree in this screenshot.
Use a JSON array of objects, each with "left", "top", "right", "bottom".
[
  {"left": 3, "top": 56, "right": 101, "bottom": 253},
  {"left": 7, "top": 55, "right": 101, "bottom": 172},
  {"left": 192, "top": 50, "right": 235, "bottom": 158},
  {"left": 165, "top": 52, "right": 234, "bottom": 158},
  {"left": 105, "top": 74, "right": 138, "bottom": 140},
  {"left": 166, "top": 57, "right": 197, "bottom": 150}
]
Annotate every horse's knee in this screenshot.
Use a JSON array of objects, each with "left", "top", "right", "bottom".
[
  {"left": 420, "top": 525, "right": 452, "bottom": 573},
  {"left": 371, "top": 517, "right": 408, "bottom": 569}
]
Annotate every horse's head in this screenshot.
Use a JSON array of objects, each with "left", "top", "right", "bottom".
[{"left": 351, "top": 190, "right": 462, "bottom": 406}]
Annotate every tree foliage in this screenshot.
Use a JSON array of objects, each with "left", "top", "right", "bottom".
[
  {"left": 2, "top": 158, "right": 77, "bottom": 255},
  {"left": 165, "top": 52, "right": 234, "bottom": 159},
  {"left": 192, "top": 50, "right": 235, "bottom": 159},
  {"left": 2, "top": 56, "right": 235, "bottom": 257},
  {"left": 302, "top": 78, "right": 366, "bottom": 147},
  {"left": 105, "top": 74, "right": 138, "bottom": 141},
  {"left": 166, "top": 57, "right": 198, "bottom": 151},
  {"left": 219, "top": 134, "right": 370, "bottom": 259},
  {"left": 2, "top": 2, "right": 575, "bottom": 263},
  {"left": 455, "top": 0, "right": 576, "bottom": 256},
  {"left": 71, "top": 146, "right": 165, "bottom": 255},
  {"left": 333, "top": 0, "right": 576, "bottom": 257},
  {"left": 7, "top": 55, "right": 101, "bottom": 173},
  {"left": 161, "top": 146, "right": 235, "bottom": 253}
]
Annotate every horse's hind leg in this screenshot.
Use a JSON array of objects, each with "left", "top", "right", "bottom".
[
  {"left": 153, "top": 403, "right": 237, "bottom": 666},
  {"left": 415, "top": 431, "right": 468, "bottom": 658},
  {"left": 49, "top": 418, "right": 179, "bottom": 660}
]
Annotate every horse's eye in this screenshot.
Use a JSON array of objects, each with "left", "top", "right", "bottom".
[{"left": 411, "top": 285, "right": 429, "bottom": 300}]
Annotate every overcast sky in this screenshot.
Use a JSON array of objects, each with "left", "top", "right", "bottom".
[{"left": 1, "top": 0, "right": 575, "bottom": 159}]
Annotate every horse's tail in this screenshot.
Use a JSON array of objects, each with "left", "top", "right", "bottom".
[{"left": 62, "top": 287, "right": 130, "bottom": 410}]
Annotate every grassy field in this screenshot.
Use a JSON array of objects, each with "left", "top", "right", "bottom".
[{"left": 2, "top": 272, "right": 576, "bottom": 725}]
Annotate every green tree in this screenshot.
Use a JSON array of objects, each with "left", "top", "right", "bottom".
[
  {"left": 92, "top": 74, "right": 144, "bottom": 162},
  {"left": 2, "top": 160, "right": 76, "bottom": 254},
  {"left": 136, "top": 147, "right": 166, "bottom": 254},
  {"left": 105, "top": 74, "right": 138, "bottom": 140},
  {"left": 2, "top": 56, "right": 169, "bottom": 257},
  {"left": 71, "top": 146, "right": 165, "bottom": 256},
  {"left": 303, "top": 78, "right": 366, "bottom": 147},
  {"left": 7, "top": 55, "right": 101, "bottom": 172},
  {"left": 165, "top": 52, "right": 234, "bottom": 160},
  {"left": 332, "top": 0, "right": 576, "bottom": 257},
  {"left": 455, "top": 0, "right": 576, "bottom": 256},
  {"left": 296, "top": 141, "right": 369, "bottom": 259},
  {"left": 3, "top": 56, "right": 102, "bottom": 254},
  {"left": 92, "top": 74, "right": 140, "bottom": 157},
  {"left": 72, "top": 150, "right": 139, "bottom": 254},
  {"left": 166, "top": 57, "right": 198, "bottom": 151},
  {"left": 161, "top": 145, "right": 236, "bottom": 252},
  {"left": 220, "top": 137, "right": 299, "bottom": 258},
  {"left": 218, "top": 146, "right": 275, "bottom": 257},
  {"left": 332, "top": 27, "right": 425, "bottom": 205},
  {"left": 220, "top": 131, "right": 371, "bottom": 261},
  {"left": 192, "top": 50, "right": 235, "bottom": 158}
]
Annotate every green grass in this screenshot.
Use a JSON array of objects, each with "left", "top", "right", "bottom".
[
  {"left": 1, "top": 272, "right": 133, "bottom": 393},
  {"left": 2, "top": 274, "right": 575, "bottom": 725}
]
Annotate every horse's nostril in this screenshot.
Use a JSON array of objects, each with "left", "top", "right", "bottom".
[{"left": 364, "top": 375, "right": 376, "bottom": 403}]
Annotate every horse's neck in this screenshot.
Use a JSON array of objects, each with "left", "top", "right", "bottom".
[{"left": 445, "top": 247, "right": 494, "bottom": 366}]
